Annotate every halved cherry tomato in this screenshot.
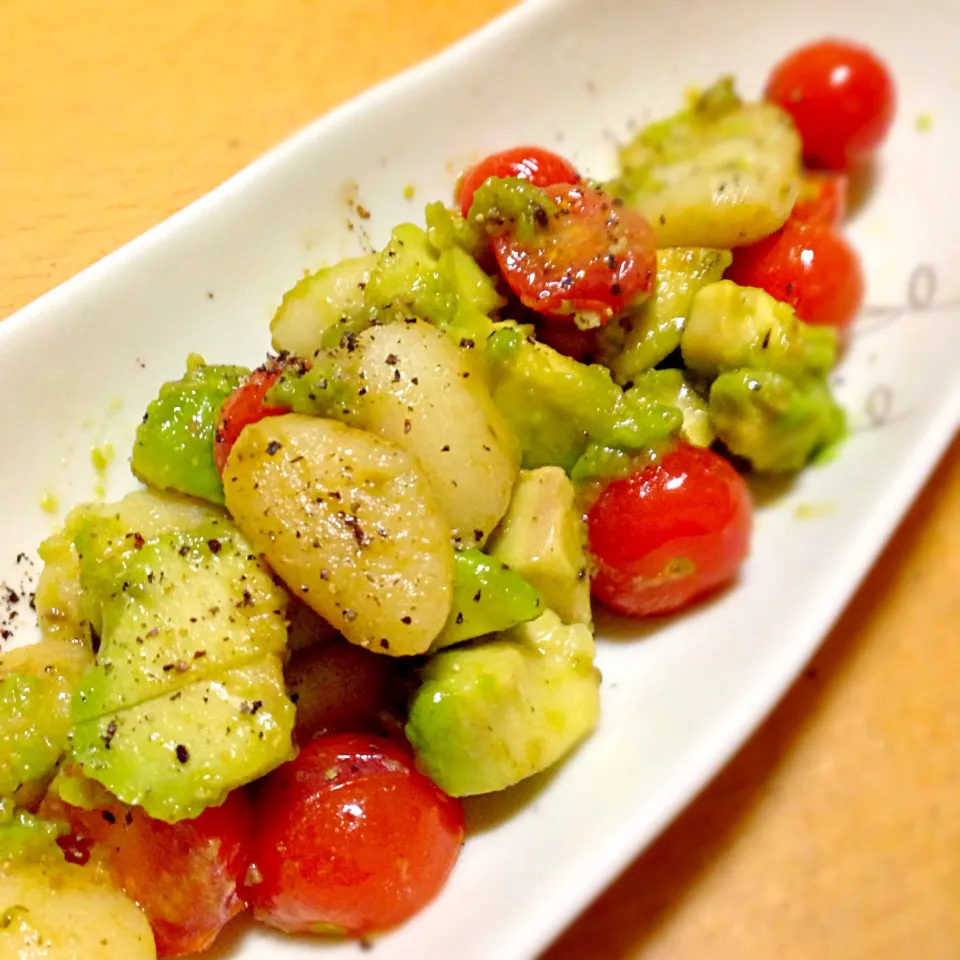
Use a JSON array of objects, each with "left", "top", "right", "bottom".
[
  {"left": 41, "top": 785, "right": 253, "bottom": 958},
  {"left": 455, "top": 146, "right": 581, "bottom": 219},
  {"left": 726, "top": 222, "right": 864, "bottom": 330},
  {"left": 587, "top": 444, "right": 752, "bottom": 617},
  {"left": 493, "top": 184, "right": 656, "bottom": 324},
  {"left": 765, "top": 39, "right": 895, "bottom": 170},
  {"left": 246, "top": 733, "right": 463, "bottom": 937},
  {"left": 213, "top": 361, "right": 294, "bottom": 474},
  {"left": 791, "top": 172, "right": 847, "bottom": 227}
]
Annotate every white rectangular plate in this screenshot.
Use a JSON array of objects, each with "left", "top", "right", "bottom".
[{"left": 2, "top": 0, "right": 958, "bottom": 958}]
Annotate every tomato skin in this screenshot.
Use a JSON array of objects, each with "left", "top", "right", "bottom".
[
  {"left": 41, "top": 787, "right": 254, "bottom": 958},
  {"left": 765, "top": 39, "right": 895, "bottom": 170},
  {"left": 455, "top": 146, "right": 581, "bottom": 218},
  {"left": 726, "top": 223, "right": 864, "bottom": 330},
  {"left": 213, "top": 364, "right": 292, "bottom": 474},
  {"left": 791, "top": 173, "right": 847, "bottom": 227},
  {"left": 587, "top": 444, "right": 752, "bottom": 617},
  {"left": 493, "top": 184, "right": 656, "bottom": 323},
  {"left": 246, "top": 734, "right": 464, "bottom": 937}
]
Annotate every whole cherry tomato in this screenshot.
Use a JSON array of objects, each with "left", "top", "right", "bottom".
[
  {"left": 765, "top": 39, "right": 895, "bottom": 170},
  {"left": 246, "top": 733, "right": 463, "bottom": 937},
  {"left": 587, "top": 444, "right": 752, "bottom": 617},
  {"left": 492, "top": 184, "right": 656, "bottom": 324},
  {"left": 455, "top": 146, "right": 581, "bottom": 218},
  {"left": 726, "top": 222, "right": 864, "bottom": 330}
]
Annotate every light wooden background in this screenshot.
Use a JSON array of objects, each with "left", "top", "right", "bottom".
[{"left": 2, "top": 2, "right": 958, "bottom": 958}]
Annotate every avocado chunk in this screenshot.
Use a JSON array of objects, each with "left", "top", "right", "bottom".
[
  {"left": 132, "top": 358, "right": 248, "bottom": 505},
  {"left": 611, "top": 77, "right": 801, "bottom": 248},
  {"left": 68, "top": 494, "right": 288, "bottom": 721},
  {"left": 71, "top": 655, "right": 295, "bottom": 822},
  {"left": 598, "top": 247, "right": 732, "bottom": 384},
  {"left": 485, "top": 326, "right": 681, "bottom": 472},
  {"left": 486, "top": 467, "right": 591, "bottom": 625},
  {"left": 681, "top": 280, "right": 837, "bottom": 381},
  {"left": 0, "top": 811, "right": 66, "bottom": 863},
  {"left": 431, "top": 549, "right": 545, "bottom": 650},
  {"left": 0, "top": 642, "right": 91, "bottom": 798},
  {"left": 406, "top": 611, "right": 600, "bottom": 797},
  {"left": 709, "top": 368, "right": 845, "bottom": 472},
  {"left": 270, "top": 252, "right": 378, "bottom": 358},
  {"left": 630, "top": 369, "right": 714, "bottom": 448},
  {"left": 365, "top": 222, "right": 504, "bottom": 343}
]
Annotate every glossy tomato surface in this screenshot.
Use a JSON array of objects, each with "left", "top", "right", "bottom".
[
  {"left": 492, "top": 184, "right": 656, "bottom": 324},
  {"left": 455, "top": 145, "right": 581, "bottom": 218},
  {"left": 587, "top": 444, "right": 752, "bottom": 617},
  {"left": 727, "top": 223, "right": 864, "bottom": 330},
  {"left": 246, "top": 733, "right": 464, "bottom": 937},
  {"left": 765, "top": 39, "right": 895, "bottom": 170},
  {"left": 43, "top": 787, "right": 253, "bottom": 958}
]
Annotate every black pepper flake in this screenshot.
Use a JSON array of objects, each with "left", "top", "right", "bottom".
[
  {"left": 441, "top": 444, "right": 450, "bottom": 452},
  {"left": 265, "top": 440, "right": 282, "bottom": 456},
  {"left": 404, "top": 419, "right": 411, "bottom": 434},
  {"left": 102, "top": 720, "right": 118, "bottom": 750},
  {"left": 455, "top": 612, "right": 464, "bottom": 624},
  {"left": 385, "top": 353, "right": 399, "bottom": 365},
  {"left": 401, "top": 616, "right": 412, "bottom": 625},
  {"left": 380, "top": 638, "right": 390, "bottom": 650},
  {"left": 207, "top": 538, "right": 222, "bottom": 554},
  {"left": 290, "top": 692, "right": 300, "bottom": 704},
  {"left": 411, "top": 376, "right": 419, "bottom": 385},
  {"left": 193, "top": 649, "right": 207, "bottom": 659},
  {"left": 162, "top": 663, "right": 175, "bottom": 672},
  {"left": 474, "top": 529, "right": 484, "bottom": 542},
  {"left": 175, "top": 744, "right": 190, "bottom": 764},
  {"left": 610, "top": 282, "right": 623, "bottom": 297},
  {"left": 533, "top": 204, "right": 549, "bottom": 228},
  {"left": 178, "top": 545, "right": 190, "bottom": 557},
  {"left": 125, "top": 811, "right": 134, "bottom": 826},
  {"left": 101, "top": 810, "right": 116, "bottom": 824},
  {"left": 762, "top": 330, "right": 771, "bottom": 349},
  {"left": 459, "top": 338, "right": 475, "bottom": 349},
  {"left": 473, "top": 589, "right": 482, "bottom": 602},
  {"left": 393, "top": 369, "right": 401, "bottom": 382}
]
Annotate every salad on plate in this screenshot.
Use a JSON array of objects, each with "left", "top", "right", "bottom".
[{"left": 0, "top": 38, "right": 894, "bottom": 959}]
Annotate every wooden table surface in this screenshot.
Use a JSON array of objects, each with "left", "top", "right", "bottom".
[{"left": 3, "top": 2, "right": 958, "bottom": 957}]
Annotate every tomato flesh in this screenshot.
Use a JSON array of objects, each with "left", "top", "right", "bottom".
[
  {"left": 41, "top": 786, "right": 253, "bottom": 958},
  {"left": 493, "top": 183, "right": 656, "bottom": 324},
  {"left": 246, "top": 733, "right": 464, "bottom": 937},
  {"left": 726, "top": 223, "right": 864, "bottom": 330},
  {"left": 765, "top": 39, "right": 895, "bottom": 170},
  {"left": 455, "top": 146, "right": 581, "bottom": 218},
  {"left": 214, "top": 363, "right": 293, "bottom": 474},
  {"left": 587, "top": 444, "right": 752, "bottom": 617}
]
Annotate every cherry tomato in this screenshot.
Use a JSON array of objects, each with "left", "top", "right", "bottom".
[
  {"left": 455, "top": 146, "right": 581, "bottom": 219},
  {"left": 587, "top": 444, "right": 752, "bottom": 617},
  {"left": 536, "top": 321, "right": 600, "bottom": 364},
  {"left": 726, "top": 222, "right": 864, "bottom": 330},
  {"left": 285, "top": 640, "right": 394, "bottom": 745},
  {"left": 41, "top": 785, "right": 253, "bottom": 958},
  {"left": 791, "top": 172, "right": 847, "bottom": 227},
  {"left": 246, "top": 733, "right": 463, "bottom": 937},
  {"left": 213, "top": 362, "right": 293, "bottom": 474},
  {"left": 493, "top": 184, "right": 656, "bottom": 324},
  {"left": 765, "top": 39, "right": 895, "bottom": 170}
]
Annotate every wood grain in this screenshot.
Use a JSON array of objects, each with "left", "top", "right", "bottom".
[{"left": 2, "top": 2, "right": 958, "bottom": 958}]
